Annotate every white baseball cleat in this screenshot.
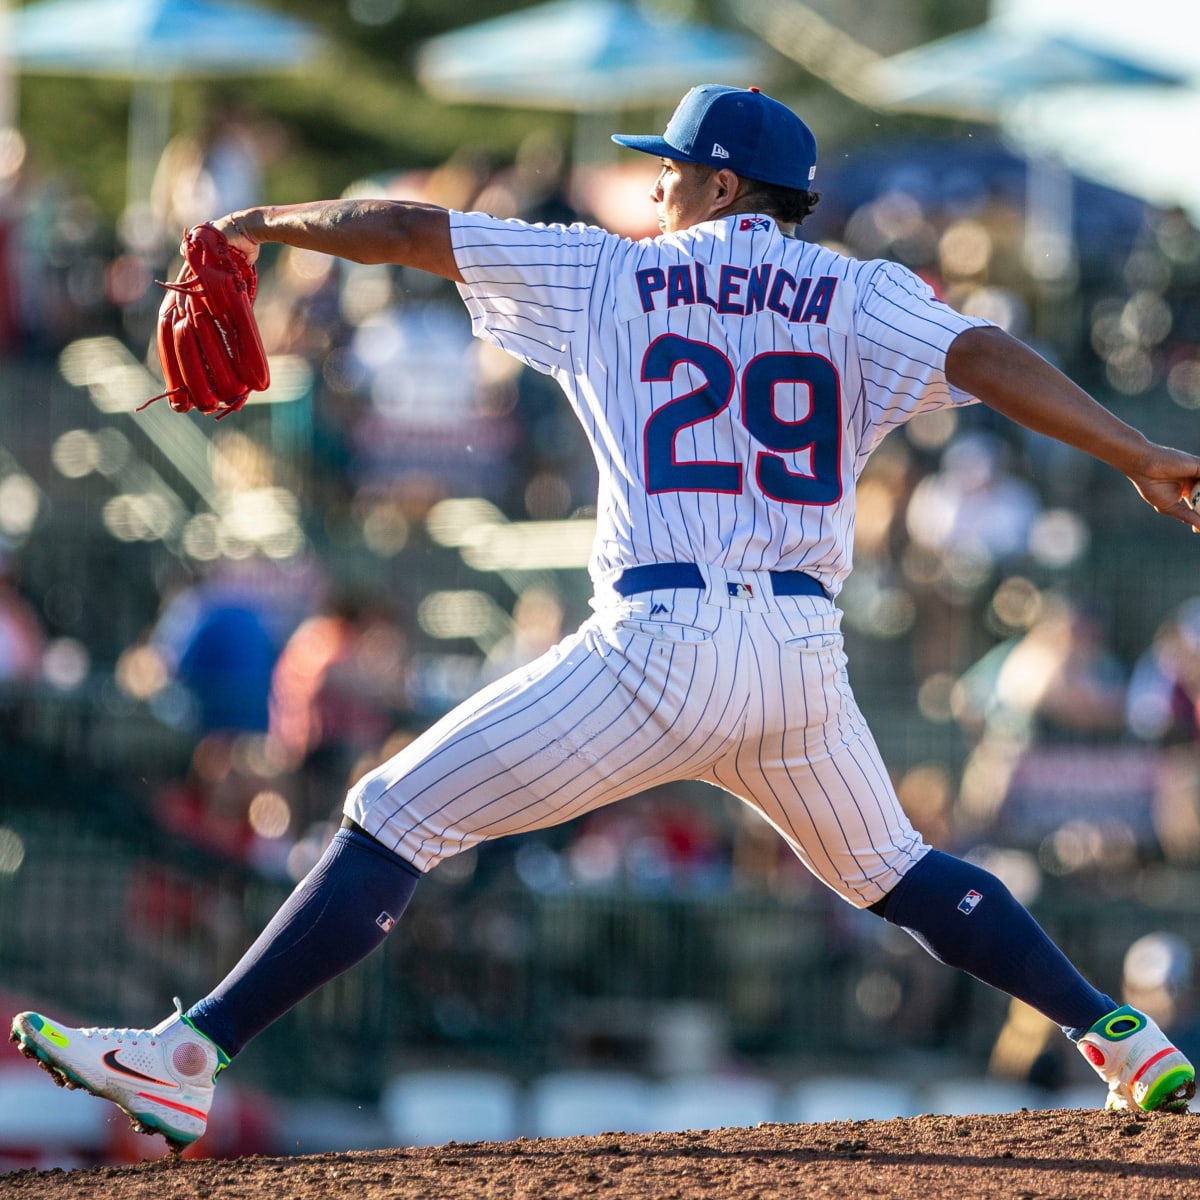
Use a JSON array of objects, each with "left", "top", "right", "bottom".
[
  {"left": 8, "top": 998, "right": 229, "bottom": 1151},
  {"left": 1076, "top": 1004, "right": 1195, "bottom": 1112}
]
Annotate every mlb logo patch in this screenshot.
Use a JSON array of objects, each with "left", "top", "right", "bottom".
[
  {"left": 740, "top": 217, "right": 770, "bottom": 232},
  {"left": 728, "top": 581, "right": 755, "bottom": 600},
  {"left": 376, "top": 912, "right": 396, "bottom": 933},
  {"left": 957, "top": 890, "right": 983, "bottom": 915}
]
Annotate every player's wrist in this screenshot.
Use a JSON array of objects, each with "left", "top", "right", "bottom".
[{"left": 228, "top": 209, "right": 263, "bottom": 246}]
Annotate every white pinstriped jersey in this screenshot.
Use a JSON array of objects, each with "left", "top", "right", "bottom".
[
  {"left": 451, "top": 210, "right": 991, "bottom": 597},
  {"left": 345, "top": 209, "right": 992, "bottom": 904}
]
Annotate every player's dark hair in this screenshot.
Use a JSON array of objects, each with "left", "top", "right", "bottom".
[{"left": 739, "top": 180, "right": 821, "bottom": 226}]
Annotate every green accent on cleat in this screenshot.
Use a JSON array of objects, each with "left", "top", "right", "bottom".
[
  {"left": 179, "top": 1012, "right": 231, "bottom": 1078},
  {"left": 1141, "top": 1066, "right": 1195, "bottom": 1113}
]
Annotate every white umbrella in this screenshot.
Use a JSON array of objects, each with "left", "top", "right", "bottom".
[
  {"left": 863, "top": 20, "right": 1187, "bottom": 284},
  {"left": 9, "top": 0, "right": 326, "bottom": 207},
  {"left": 417, "top": 0, "right": 766, "bottom": 112},
  {"left": 989, "top": 0, "right": 1200, "bottom": 225},
  {"left": 865, "top": 26, "right": 1185, "bottom": 120},
  {"left": 417, "top": 0, "right": 768, "bottom": 165}
]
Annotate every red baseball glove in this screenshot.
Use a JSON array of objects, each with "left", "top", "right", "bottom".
[{"left": 140, "top": 223, "right": 270, "bottom": 419}]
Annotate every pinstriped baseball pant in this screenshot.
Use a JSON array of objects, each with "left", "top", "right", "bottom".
[{"left": 346, "top": 577, "right": 929, "bottom": 907}]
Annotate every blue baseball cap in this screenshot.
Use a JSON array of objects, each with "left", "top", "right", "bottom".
[{"left": 612, "top": 84, "right": 817, "bottom": 190}]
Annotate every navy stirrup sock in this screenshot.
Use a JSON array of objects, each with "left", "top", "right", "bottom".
[
  {"left": 185, "top": 828, "right": 419, "bottom": 1058},
  {"left": 871, "top": 850, "right": 1114, "bottom": 1038}
]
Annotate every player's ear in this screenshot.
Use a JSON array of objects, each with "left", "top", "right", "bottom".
[{"left": 712, "top": 168, "right": 740, "bottom": 206}]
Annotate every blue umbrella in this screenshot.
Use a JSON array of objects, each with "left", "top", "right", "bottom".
[
  {"left": 417, "top": 0, "right": 767, "bottom": 113},
  {"left": 9, "top": 0, "right": 323, "bottom": 78},
  {"left": 8, "top": 0, "right": 326, "bottom": 205}
]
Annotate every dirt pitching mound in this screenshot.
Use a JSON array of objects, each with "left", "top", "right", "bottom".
[{"left": 4, "top": 1108, "right": 1200, "bottom": 1199}]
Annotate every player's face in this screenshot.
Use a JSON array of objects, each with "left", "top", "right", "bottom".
[{"left": 651, "top": 159, "right": 724, "bottom": 233}]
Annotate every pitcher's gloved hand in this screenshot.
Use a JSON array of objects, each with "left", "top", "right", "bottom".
[{"left": 141, "top": 223, "right": 270, "bottom": 419}]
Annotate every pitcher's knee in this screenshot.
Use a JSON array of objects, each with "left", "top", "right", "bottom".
[{"left": 826, "top": 844, "right": 933, "bottom": 910}]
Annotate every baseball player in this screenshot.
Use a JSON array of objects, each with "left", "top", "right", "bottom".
[{"left": 12, "top": 85, "right": 1200, "bottom": 1148}]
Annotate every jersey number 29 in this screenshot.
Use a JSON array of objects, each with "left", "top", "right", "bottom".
[{"left": 642, "top": 334, "right": 842, "bottom": 505}]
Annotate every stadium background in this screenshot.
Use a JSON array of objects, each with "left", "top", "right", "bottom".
[{"left": 3, "top": 0, "right": 1200, "bottom": 1172}]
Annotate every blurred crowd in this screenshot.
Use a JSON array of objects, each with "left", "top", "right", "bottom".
[{"left": 3, "top": 106, "right": 1200, "bottom": 950}]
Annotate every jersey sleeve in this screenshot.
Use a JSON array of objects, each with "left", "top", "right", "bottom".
[
  {"left": 854, "top": 260, "right": 993, "bottom": 455},
  {"left": 450, "top": 210, "right": 614, "bottom": 376}
]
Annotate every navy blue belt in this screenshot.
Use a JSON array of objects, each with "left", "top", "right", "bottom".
[{"left": 613, "top": 562, "right": 828, "bottom": 599}]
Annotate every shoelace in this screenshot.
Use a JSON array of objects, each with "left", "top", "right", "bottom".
[
  {"left": 79, "top": 1025, "right": 158, "bottom": 1045},
  {"left": 77, "top": 998, "right": 186, "bottom": 1046}
]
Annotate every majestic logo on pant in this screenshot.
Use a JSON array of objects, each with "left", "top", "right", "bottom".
[
  {"left": 958, "top": 890, "right": 983, "bottom": 914},
  {"left": 650, "top": 603, "right": 669, "bottom": 615},
  {"left": 728, "top": 582, "right": 754, "bottom": 599}
]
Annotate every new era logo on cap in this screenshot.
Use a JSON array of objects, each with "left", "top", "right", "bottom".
[{"left": 712, "top": 143, "right": 730, "bottom": 159}]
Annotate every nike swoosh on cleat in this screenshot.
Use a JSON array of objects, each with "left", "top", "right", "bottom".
[
  {"left": 39, "top": 1022, "right": 70, "bottom": 1049},
  {"left": 102, "top": 1049, "right": 178, "bottom": 1088}
]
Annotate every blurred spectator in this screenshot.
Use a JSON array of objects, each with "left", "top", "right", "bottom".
[
  {"left": 836, "top": 439, "right": 921, "bottom": 654},
  {"left": 1121, "top": 932, "right": 1200, "bottom": 1065},
  {"left": 335, "top": 219, "right": 521, "bottom": 508},
  {"left": 151, "top": 103, "right": 282, "bottom": 246},
  {"left": 0, "top": 547, "right": 46, "bottom": 683},
  {"left": 152, "top": 735, "right": 259, "bottom": 864},
  {"left": 728, "top": 801, "right": 817, "bottom": 896},
  {"left": 471, "top": 129, "right": 584, "bottom": 227},
  {"left": 10, "top": 163, "right": 112, "bottom": 351},
  {"left": 0, "top": 128, "right": 27, "bottom": 352},
  {"left": 904, "top": 430, "right": 1042, "bottom": 674},
  {"left": 121, "top": 570, "right": 282, "bottom": 736},
  {"left": 953, "top": 594, "right": 1146, "bottom": 864},
  {"left": 989, "top": 998, "right": 1065, "bottom": 1091},
  {"left": 152, "top": 734, "right": 292, "bottom": 870},
  {"left": 906, "top": 430, "right": 1041, "bottom": 570},
  {"left": 1125, "top": 601, "right": 1200, "bottom": 865},
  {"left": 1127, "top": 599, "right": 1200, "bottom": 745},
  {"left": 955, "top": 592, "right": 1128, "bottom": 745},
  {"left": 255, "top": 242, "right": 345, "bottom": 359},
  {"left": 1087, "top": 204, "right": 1200, "bottom": 407},
  {"left": 420, "top": 145, "right": 505, "bottom": 214},
  {"left": 268, "top": 591, "right": 412, "bottom": 826},
  {"left": 153, "top": 578, "right": 277, "bottom": 734},
  {"left": 483, "top": 585, "right": 566, "bottom": 681},
  {"left": 173, "top": 607, "right": 278, "bottom": 735},
  {"left": 1124, "top": 932, "right": 1194, "bottom": 1026},
  {"left": 558, "top": 790, "right": 729, "bottom": 895}
]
